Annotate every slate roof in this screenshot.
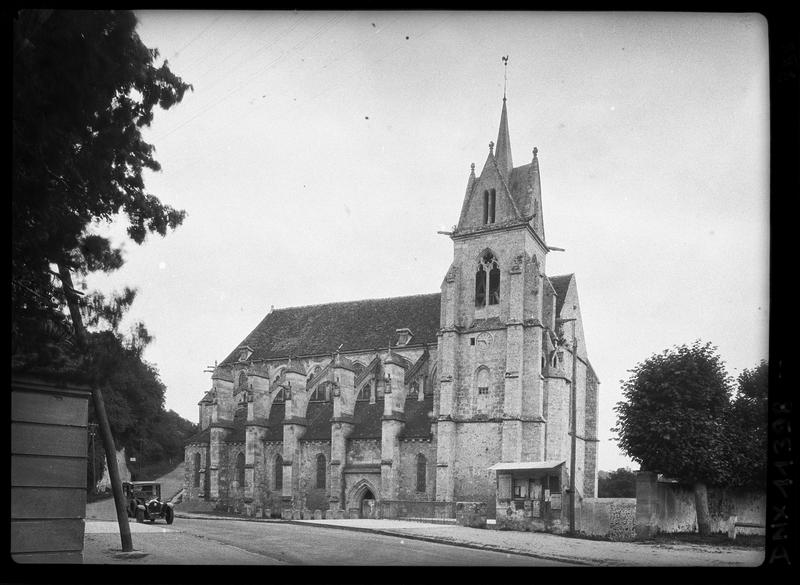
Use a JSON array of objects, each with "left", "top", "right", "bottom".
[
  {"left": 350, "top": 399, "right": 385, "bottom": 440},
  {"left": 184, "top": 427, "right": 210, "bottom": 445},
  {"left": 220, "top": 293, "right": 442, "bottom": 365},
  {"left": 304, "top": 401, "right": 333, "bottom": 441},
  {"left": 507, "top": 163, "right": 535, "bottom": 217},
  {"left": 227, "top": 406, "right": 248, "bottom": 443},
  {"left": 265, "top": 402, "right": 285, "bottom": 441},
  {"left": 402, "top": 395, "right": 434, "bottom": 439},
  {"left": 548, "top": 274, "right": 573, "bottom": 317}
]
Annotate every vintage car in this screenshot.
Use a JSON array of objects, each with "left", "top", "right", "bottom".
[{"left": 123, "top": 481, "right": 174, "bottom": 524}]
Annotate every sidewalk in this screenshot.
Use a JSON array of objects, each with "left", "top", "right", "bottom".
[{"left": 288, "top": 518, "right": 765, "bottom": 567}]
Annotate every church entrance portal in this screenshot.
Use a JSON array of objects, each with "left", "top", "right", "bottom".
[{"left": 360, "top": 488, "right": 376, "bottom": 519}]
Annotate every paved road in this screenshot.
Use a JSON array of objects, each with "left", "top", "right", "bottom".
[{"left": 84, "top": 514, "right": 572, "bottom": 565}]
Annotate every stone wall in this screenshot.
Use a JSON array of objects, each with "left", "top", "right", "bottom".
[
  {"left": 297, "top": 440, "right": 332, "bottom": 512},
  {"left": 183, "top": 445, "right": 207, "bottom": 501},
  {"left": 577, "top": 498, "right": 636, "bottom": 541},
  {"left": 453, "top": 422, "right": 503, "bottom": 517},
  {"left": 396, "top": 439, "right": 436, "bottom": 500},
  {"left": 456, "top": 501, "right": 487, "bottom": 528},
  {"left": 96, "top": 447, "right": 132, "bottom": 491},
  {"left": 635, "top": 472, "right": 766, "bottom": 537}
]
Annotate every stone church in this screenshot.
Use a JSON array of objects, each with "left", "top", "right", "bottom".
[{"left": 183, "top": 96, "right": 599, "bottom": 520}]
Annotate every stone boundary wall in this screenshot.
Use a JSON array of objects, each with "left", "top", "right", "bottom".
[
  {"left": 577, "top": 498, "right": 636, "bottom": 541},
  {"left": 635, "top": 471, "right": 766, "bottom": 538},
  {"left": 455, "top": 501, "right": 487, "bottom": 528}
]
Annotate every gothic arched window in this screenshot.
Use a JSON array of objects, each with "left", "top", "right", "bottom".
[
  {"left": 309, "top": 385, "right": 326, "bottom": 402},
  {"left": 357, "top": 383, "right": 371, "bottom": 401},
  {"left": 416, "top": 454, "right": 427, "bottom": 492},
  {"left": 475, "top": 252, "right": 500, "bottom": 308},
  {"left": 238, "top": 371, "right": 247, "bottom": 389},
  {"left": 235, "top": 452, "right": 245, "bottom": 489},
  {"left": 275, "top": 455, "right": 283, "bottom": 490},
  {"left": 273, "top": 388, "right": 284, "bottom": 403},
  {"left": 316, "top": 453, "right": 326, "bottom": 489},
  {"left": 475, "top": 264, "right": 487, "bottom": 307},
  {"left": 193, "top": 452, "right": 201, "bottom": 488},
  {"left": 408, "top": 381, "right": 419, "bottom": 399}
]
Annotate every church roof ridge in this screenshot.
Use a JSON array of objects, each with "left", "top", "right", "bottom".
[
  {"left": 220, "top": 293, "right": 442, "bottom": 365},
  {"left": 268, "top": 291, "right": 441, "bottom": 313}
]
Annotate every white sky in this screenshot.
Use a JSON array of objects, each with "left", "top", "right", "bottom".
[{"left": 85, "top": 11, "right": 770, "bottom": 473}]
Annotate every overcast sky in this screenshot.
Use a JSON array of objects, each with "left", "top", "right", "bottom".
[{"left": 85, "top": 11, "right": 769, "bottom": 472}]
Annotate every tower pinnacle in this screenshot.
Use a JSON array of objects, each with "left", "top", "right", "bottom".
[{"left": 495, "top": 92, "right": 513, "bottom": 177}]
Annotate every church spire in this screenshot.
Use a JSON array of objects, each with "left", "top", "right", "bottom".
[{"left": 495, "top": 57, "right": 513, "bottom": 177}]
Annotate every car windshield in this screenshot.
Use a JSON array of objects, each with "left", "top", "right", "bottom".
[{"left": 134, "top": 484, "right": 160, "bottom": 497}]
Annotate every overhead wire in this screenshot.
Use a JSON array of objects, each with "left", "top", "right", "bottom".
[
  {"left": 193, "top": 13, "right": 306, "bottom": 98},
  {"left": 151, "top": 12, "right": 344, "bottom": 144},
  {"left": 171, "top": 12, "right": 224, "bottom": 59}
]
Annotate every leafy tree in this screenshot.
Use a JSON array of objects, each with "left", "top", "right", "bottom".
[
  {"left": 13, "top": 10, "right": 195, "bottom": 490},
  {"left": 598, "top": 467, "right": 638, "bottom": 498},
  {"left": 726, "top": 360, "right": 768, "bottom": 488},
  {"left": 12, "top": 9, "right": 191, "bottom": 364},
  {"left": 612, "top": 341, "right": 734, "bottom": 535}
]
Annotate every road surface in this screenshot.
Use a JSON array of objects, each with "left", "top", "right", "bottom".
[{"left": 84, "top": 514, "right": 572, "bottom": 565}]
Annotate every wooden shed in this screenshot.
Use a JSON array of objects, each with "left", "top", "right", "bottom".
[{"left": 11, "top": 374, "right": 91, "bottom": 563}]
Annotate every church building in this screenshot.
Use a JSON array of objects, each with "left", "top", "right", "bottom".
[{"left": 183, "top": 95, "right": 600, "bottom": 522}]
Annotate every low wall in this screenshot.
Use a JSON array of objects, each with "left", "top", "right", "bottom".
[
  {"left": 456, "top": 502, "right": 487, "bottom": 528},
  {"left": 577, "top": 498, "right": 636, "bottom": 541},
  {"left": 379, "top": 500, "right": 455, "bottom": 520},
  {"left": 635, "top": 471, "right": 766, "bottom": 538}
]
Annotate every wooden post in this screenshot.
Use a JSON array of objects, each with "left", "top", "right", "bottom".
[
  {"left": 569, "top": 320, "right": 577, "bottom": 534},
  {"left": 92, "top": 386, "right": 133, "bottom": 552}
]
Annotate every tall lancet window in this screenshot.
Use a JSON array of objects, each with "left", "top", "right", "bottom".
[
  {"left": 193, "top": 452, "right": 201, "bottom": 488},
  {"left": 475, "top": 264, "right": 487, "bottom": 307},
  {"left": 483, "top": 189, "right": 496, "bottom": 224},
  {"left": 416, "top": 454, "right": 427, "bottom": 492},
  {"left": 475, "top": 252, "right": 500, "bottom": 308},
  {"left": 235, "top": 452, "right": 245, "bottom": 489},
  {"left": 274, "top": 454, "right": 283, "bottom": 490}
]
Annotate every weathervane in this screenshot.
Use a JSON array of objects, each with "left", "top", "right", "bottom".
[{"left": 502, "top": 55, "right": 509, "bottom": 99}]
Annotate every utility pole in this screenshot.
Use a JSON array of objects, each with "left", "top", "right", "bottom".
[
  {"left": 57, "top": 264, "right": 133, "bottom": 552},
  {"left": 557, "top": 316, "right": 578, "bottom": 534},
  {"left": 569, "top": 319, "right": 578, "bottom": 534}
]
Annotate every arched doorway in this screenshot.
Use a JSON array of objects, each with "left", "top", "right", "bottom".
[
  {"left": 348, "top": 479, "right": 379, "bottom": 519},
  {"left": 360, "top": 488, "right": 376, "bottom": 519}
]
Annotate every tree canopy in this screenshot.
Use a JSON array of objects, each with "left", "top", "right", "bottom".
[
  {"left": 13, "top": 10, "right": 197, "bottom": 485},
  {"left": 726, "top": 360, "right": 768, "bottom": 488},
  {"left": 12, "top": 9, "right": 191, "bottom": 366},
  {"left": 612, "top": 341, "right": 735, "bottom": 486},
  {"left": 597, "top": 467, "right": 637, "bottom": 498}
]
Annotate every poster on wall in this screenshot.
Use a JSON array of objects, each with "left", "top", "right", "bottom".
[{"left": 550, "top": 493, "right": 562, "bottom": 510}]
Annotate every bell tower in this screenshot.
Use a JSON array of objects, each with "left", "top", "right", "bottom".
[{"left": 435, "top": 92, "right": 551, "bottom": 507}]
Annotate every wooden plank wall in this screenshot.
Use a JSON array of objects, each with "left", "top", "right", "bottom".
[{"left": 11, "top": 377, "right": 91, "bottom": 564}]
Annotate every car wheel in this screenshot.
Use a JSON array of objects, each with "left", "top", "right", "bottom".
[
  {"left": 136, "top": 509, "right": 144, "bottom": 523},
  {"left": 165, "top": 507, "right": 174, "bottom": 525}
]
